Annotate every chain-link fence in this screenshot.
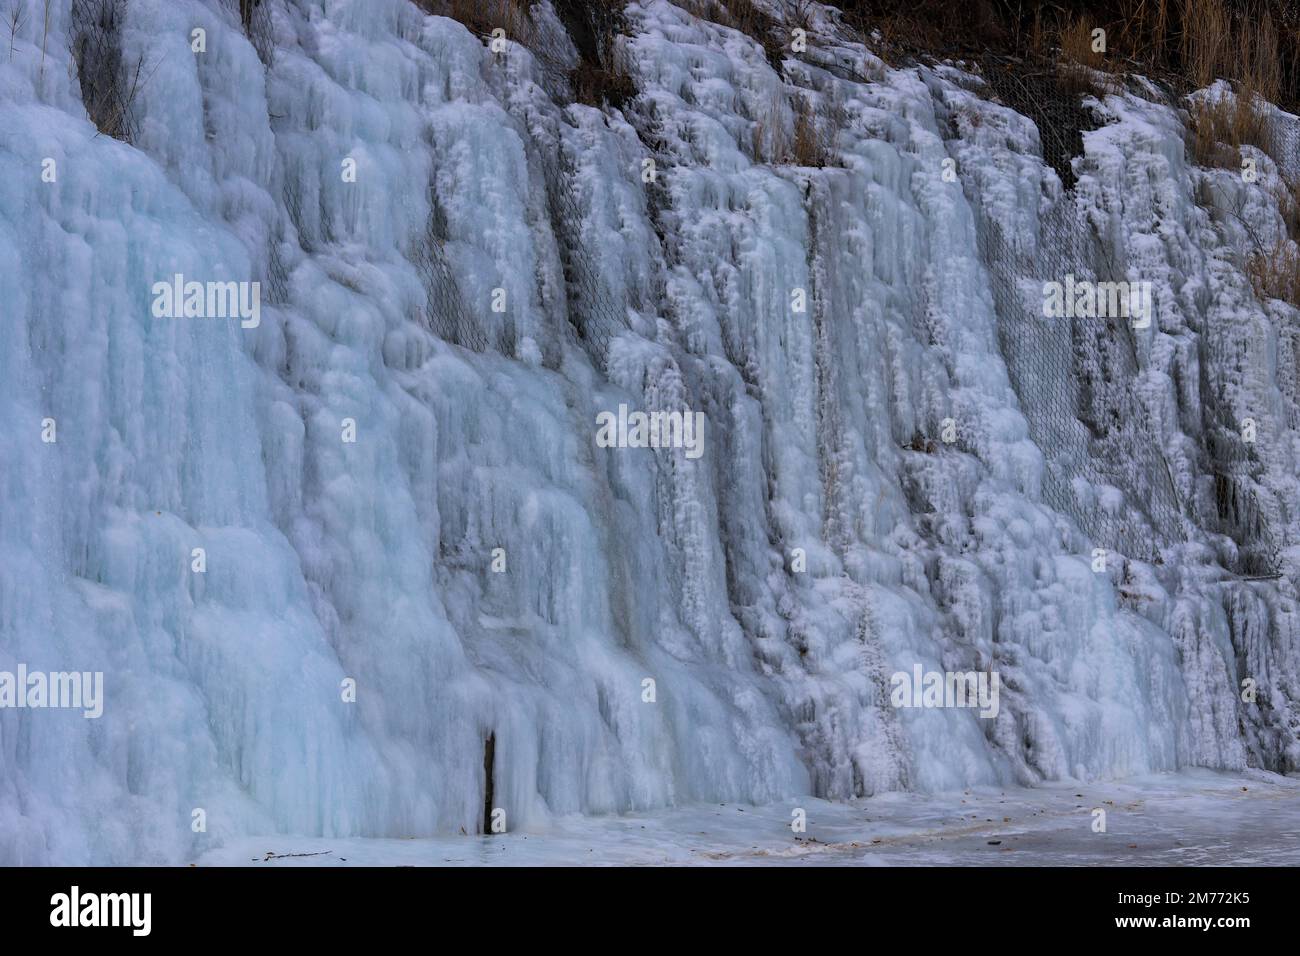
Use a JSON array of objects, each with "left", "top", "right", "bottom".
[
  {"left": 70, "top": 0, "right": 141, "bottom": 144},
  {"left": 1198, "top": 331, "right": 1285, "bottom": 576},
  {"left": 539, "top": 150, "right": 626, "bottom": 371},
  {"left": 963, "top": 61, "right": 1184, "bottom": 564},
  {"left": 229, "top": 0, "right": 275, "bottom": 68},
  {"left": 411, "top": 180, "right": 492, "bottom": 354},
  {"left": 974, "top": 196, "right": 1182, "bottom": 561},
  {"left": 965, "top": 58, "right": 1284, "bottom": 575}
]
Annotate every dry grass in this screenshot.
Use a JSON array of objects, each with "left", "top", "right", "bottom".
[
  {"left": 421, "top": 0, "right": 538, "bottom": 45},
  {"left": 1179, "top": 0, "right": 1231, "bottom": 88},
  {"left": 833, "top": 1, "right": 1300, "bottom": 109},
  {"left": 1123, "top": 0, "right": 1173, "bottom": 68},
  {"left": 70, "top": 0, "right": 154, "bottom": 142},
  {"left": 573, "top": 31, "right": 636, "bottom": 109},
  {"left": 1188, "top": 88, "right": 1275, "bottom": 167},
  {"left": 1057, "top": 17, "right": 1121, "bottom": 95},
  {"left": 751, "top": 93, "right": 787, "bottom": 164},
  {"left": 555, "top": 1, "right": 634, "bottom": 109},
  {"left": 1247, "top": 243, "right": 1300, "bottom": 306},
  {"left": 1240, "top": 10, "right": 1283, "bottom": 102},
  {"left": 726, "top": 0, "right": 777, "bottom": 34},
  {"left": 427, "top": 0, "right": 637, "bottom": 107},
  {"left": 1179, "top": 1, "right": 1283, "bottom": 97},
  {"left": 1176, "top": 2, "right": 1287, "bottom": 170},
  {"left": 1277, "top": 178, "right": 1300, "bottom": 243},
  {"left": 791, "top": 95, "right": 827, "bottom": 166},
  {"left": 780, "top": 0, "right": 816, "bottom": 33},
  {"left": 1060, "top": 18, "right": 1104, "bottom": 70},
  {"left": 677, "top": 0, "right": 783, "bottom": 68},
  {"left": 1027, "top": 8, "right": 1047, "bottom": 58},
  {"left": 752, "top": 93, "right": 829, "bottom": 166}
]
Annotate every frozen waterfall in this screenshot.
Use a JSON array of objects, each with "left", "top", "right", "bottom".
[{"left": 1, "top": 0, "right": 1298, "bottom": 864}]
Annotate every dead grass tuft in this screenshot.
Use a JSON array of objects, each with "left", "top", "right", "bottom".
[
  {"left": 1057, "top": 17, "right": 1121, "bottom": 96},
  {"left": 1247, "top": 243, "right": 1300, "bottom": 306},
  {"left": 791, "top": 94, "right": 828, "bottom": 166},
  {"left": 573, "top": 32, "right": 637, "bottom": 110},
  {"left": 416, "top": 0, "right": 538, "bottom": 45},
  {"left": 1188, "top": 88, "right": 1276, "bottom": 168}
]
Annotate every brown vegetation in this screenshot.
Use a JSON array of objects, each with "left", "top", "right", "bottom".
[
  {"left": 831, "top": 1, "right": 1300, "bottom": 110},
  {"left": 1247, "top": 243, "right": 1300, "bottom": 306},
  {"left": 421, "top": 0, "right": 538, "bottom": 44},
  {"left": 425, "top": 0, "right": 637, "bottom": 109},
  {"left": 791, "top": 94, "right": 828, "bottom": 166},
  {"left": 552, "top": 0, "right": 635, "bottom": 109},
  {"left": 1057, "top": 17, "right": 1122, "bottom": 96},
  {"left": 674, "top": 0, "right": 784, "bottom": 68},
  {"left": 70, "top": 0, "right": 151, "bottom": 142},
  {"left": 1188, "top": 91, "right": 1275, "bottom": 167}
]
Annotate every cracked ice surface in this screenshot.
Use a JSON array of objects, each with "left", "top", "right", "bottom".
[{"left": 2, "top": 0, "right": 1300, "bottom": 864}]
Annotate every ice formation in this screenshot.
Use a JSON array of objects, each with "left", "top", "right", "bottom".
[{"left": 1, "top": 0, "right": 1298, "bottom": 864}]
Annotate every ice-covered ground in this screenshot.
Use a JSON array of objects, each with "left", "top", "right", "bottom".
[
  {"left": 3, "top": 0, "right": 1300, "bottom": 865},
  {"left": 201, "top": 769, "right": 1300, "bottom": 866}
]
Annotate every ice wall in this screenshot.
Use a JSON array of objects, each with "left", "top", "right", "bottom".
[{"left": 0, "top": 0, "right": 1297, "bottom": 864}]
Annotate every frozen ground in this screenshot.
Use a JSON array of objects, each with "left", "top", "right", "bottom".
[{"left": 199, "top": 769, "right": 1300, "bottom": 866}]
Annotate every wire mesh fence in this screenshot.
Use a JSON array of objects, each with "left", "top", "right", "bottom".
[
  {"left": 413, "top": 239, "right": 491, "bottom": 354},
  {"left": 966, "top": 59, "right": 1283, "bottom": 574},
  {"left": 539, "top": 151, "right": 626, "bottom": 371},
  {"left": 970, "top": 64, "right": 1178, "bottom": 564},
  {"left": 391, "top": 131, "right": 631, "bottom": 369},
  {"left": 69, "top": 0, "right": 141, "bottom": 144},
  {"left": 1198, "top": 341, "right": 1286, "bottom": 576},
  {"left": 975, "top": 198, "right": 1178, "bottom": 561}
]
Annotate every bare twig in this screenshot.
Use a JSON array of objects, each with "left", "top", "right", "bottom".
[
  {"left": 8, "top": 2, "right": 26, "bottom": 62},
  {"left": 39, "top": 0, "right": 50, "bottom": 78},
  {"left": 261, "top": 849, "right": 332, "bottom": 861}
]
